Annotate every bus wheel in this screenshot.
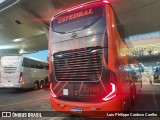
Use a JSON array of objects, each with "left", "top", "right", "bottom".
[
  {"left": 40, "top": 81, "right": 44, "bottom": 89},
  {"left": 34, "top": 82, "right": 39, "bottom": 90}
]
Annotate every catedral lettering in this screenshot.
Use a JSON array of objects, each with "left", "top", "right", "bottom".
[{"left": 58, "top": 9, "right": 93, "bottom": 23}]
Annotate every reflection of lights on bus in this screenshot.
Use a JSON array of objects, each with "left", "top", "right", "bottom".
[
  {"left": 87, "top": 29, "right": 92, "bottom": 34},
  {"left": 102, "top": 83, "right": 117, "bottom": 101},
  {"left": 103, "top": 0, "right": 109, "bottom": 3},
  {"left": 50, "top": 83, "right": 57, "bottom": 98}
]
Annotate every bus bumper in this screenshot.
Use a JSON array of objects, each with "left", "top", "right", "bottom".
[
  {"left": 0, "top": 83, "right": 21, "bottom": 88},
  {"left": 50, "top": 95, "right": 122, "bottom": 118}
]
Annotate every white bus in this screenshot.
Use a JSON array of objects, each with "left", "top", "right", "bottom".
[{"left": 0, "top": 55, "right": 48, "bottom": 90}]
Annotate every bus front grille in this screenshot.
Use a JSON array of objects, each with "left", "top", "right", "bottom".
[{"left": 53, "top": 47, "right": 102, "bottom": 81}]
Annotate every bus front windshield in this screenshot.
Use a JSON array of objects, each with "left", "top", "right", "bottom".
[
  {"left": 52, "top": 4, "right": 105, "bottom": 33},
  {"left": 1, "top": 56, "right": 22, "bottom": 67}
]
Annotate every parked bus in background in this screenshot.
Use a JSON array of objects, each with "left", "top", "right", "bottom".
[
  {"left": 0, "top": 55, "right": 49, "bottom": 90},
  {"left": 49, "top": 0, "right": 142, "bottom": 117}
]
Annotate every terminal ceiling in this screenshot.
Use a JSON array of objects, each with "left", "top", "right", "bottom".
[{"left": 0, "top": 0, "right": 159, "bottom": 55}]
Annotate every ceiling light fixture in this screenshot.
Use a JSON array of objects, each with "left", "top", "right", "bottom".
[
  {"left": 19, "top": 49, "right": 25, "bottom": 54},
  {"left": 13, "top": 38, "right": 23, "bottom": 42},
  {"left": 0, "top": 45, "right": 17, "bottom": 49}
]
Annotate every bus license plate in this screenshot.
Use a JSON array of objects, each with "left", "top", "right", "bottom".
[{"left": 71, "top": 108, "right": 82, "bottom": 114}]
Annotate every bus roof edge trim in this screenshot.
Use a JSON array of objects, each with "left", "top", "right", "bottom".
[{"left": 52, "top": 0, "right": 109, "bottom": 18}]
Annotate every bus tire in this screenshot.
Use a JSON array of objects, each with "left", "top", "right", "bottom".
[
  {"left": 34, "top": 81, "right": 39, "bottom": 90},
  {"left": 40, "top": 80, "right": 44, "bottom": 89}
]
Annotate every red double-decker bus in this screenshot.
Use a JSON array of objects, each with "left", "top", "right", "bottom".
[{"left": 49, "top": 0, "right": 142, "bottom": 117}]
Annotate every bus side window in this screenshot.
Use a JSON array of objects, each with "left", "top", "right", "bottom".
[
  {"left": 39, "top": 62, "right": 43, "bottom": 69},
  {"left": 31, "top": 59, "right": 36, "bottom": 68},
  {"left": 40, "top": 62, "right": 44, "bottom": 69},
  {"left": 37, "top": 61, "right": 44, "bottom": 69},
  {"left": 35, "top": 61, "right": 40, "bottom": 69},
  {"left": 22, "top": 58, "right": 26, "bottom": 67},
  {"left": 43, "top": 64, "right": 47, "bottom": 70},
  {"left": 23, "top": 58, "right": 30, "bottom": 68}
]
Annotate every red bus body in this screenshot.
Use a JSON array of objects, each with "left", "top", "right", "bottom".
[{"left": 49, "top": 0, "right": 142, "bottom": 118}]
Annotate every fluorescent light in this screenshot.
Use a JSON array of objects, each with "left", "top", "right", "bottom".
[
  {"left": 0, "top": 45, "right": 17, "bottom": 49},
  {"left": 19, "top": 49, "right": 25, "bottom": 54},
  {"left": 13, "top": 38, "right": 23, "bottom": 42}
]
